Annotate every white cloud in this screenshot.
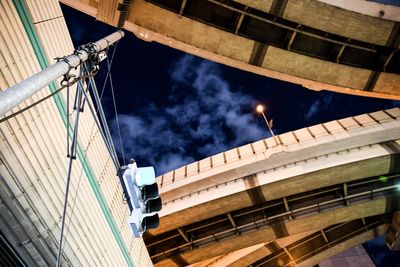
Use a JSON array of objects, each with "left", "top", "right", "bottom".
[
  {"left": 305, "top": 94, "right": 333, "bottom": 121},
  {"left": 111, "top": 55, "right": 266, "bottom": 175}
]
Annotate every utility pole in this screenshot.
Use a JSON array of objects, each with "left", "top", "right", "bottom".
[
  {"left": 0, "top": 31, "right": 124, "bottom": 116},
  {"left": 0, "top": 31, "right": 125, "bottom": 266}
]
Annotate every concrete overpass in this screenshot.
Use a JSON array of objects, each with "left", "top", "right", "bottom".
[
  {"left": 1, "top": 0, "right": 399, "bottom": 266},
  {"left": 145, "top": 108, "right": 400, "bottom": 266},
  {"left": 62, "top": 0, "right": 400, "bottom": 99}
]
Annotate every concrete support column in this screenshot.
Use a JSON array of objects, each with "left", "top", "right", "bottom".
[{"left": 386, "top": 211, "right": 400, "bottom": 250}]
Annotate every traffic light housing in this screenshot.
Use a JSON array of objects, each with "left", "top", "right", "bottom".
[{"left": 122, "top": 164, "right": 162, "bottom": 237}]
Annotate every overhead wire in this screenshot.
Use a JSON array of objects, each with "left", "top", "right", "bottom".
[
  {"left": 83, "top": 65, "right": 120, "bottom": 168},
  {"left": 99, "top": 42, "right": 118, "bottom": 100},
  {"left": 56, "top": 73, "right": 84, "bottom": 267},
  {"left": 107, "top": 55, "right": 126, "bottom": 166},
  {"left": 88, "top": 42, "right": 122, "bottom": 170},
  {"left": 66, "top": 81, "right": 70, "bottom": 157},
  {"left": 56, "top": 44, "right": 121, "bottom": 266},
  {"left": 87, "top": 74, "right": 120, "bottom": 169},
  {"left": 63, "top": 123, "right": 101, "bottom": 258},
  {"left": 102, "top": 42, "right": 123, "bottom": 167}
]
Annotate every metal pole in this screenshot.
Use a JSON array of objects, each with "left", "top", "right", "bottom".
[
  {"left": 0, "top": 31, "right": 124, "bottom": 117},
  {"left": 260, "top": 110, "right": 280, "bottom": 145}
]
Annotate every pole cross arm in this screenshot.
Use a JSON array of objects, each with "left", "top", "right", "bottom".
[{"left": 0, "top": 31, "right": 124, "bottom": 117}]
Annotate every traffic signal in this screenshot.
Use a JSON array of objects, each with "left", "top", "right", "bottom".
[{"left": 122, "top": 163, "right": 162, "bottom": 237}]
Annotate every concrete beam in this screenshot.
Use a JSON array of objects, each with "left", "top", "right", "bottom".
[
  {"left": 96, "top": 0, "right": 121, "bottom": 26},
  {"left": 250, "top": 216, "right": 388, "bottom": 266},
  {"left": 156, "top": 153, "right": 391, "bottom": 235},
  {"left": 298, "top": 224, "right": 389, "bottom": 267},
  {"left": 153, "top": 198, "right": 390, "bottom": 265},
  {"left": 283, "top": 0, "right": 394, "bottom": 45},
  {"left": 191, "top": 230, "right": 316, "bottom": 267},
  {"left": 318, "top": 0, "right": 400, "bottom": 22},
  {"left": 61, "top": 0, "right": 400, "bottom": 99}
]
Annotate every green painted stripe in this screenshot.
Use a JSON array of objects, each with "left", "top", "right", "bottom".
[
  {"left": 12, "top": 1, "right": 135, "bottom": 266},
  {"left": 12, "top": 0, "right": 65, "bottom": 117}
]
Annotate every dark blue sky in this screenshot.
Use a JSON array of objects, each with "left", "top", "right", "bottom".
[
  {"left": 60, "top": 3, "right": 400, "bottom": 267},
  {"left": 371, "top": 0, "right": 400, "bottom": 6}
]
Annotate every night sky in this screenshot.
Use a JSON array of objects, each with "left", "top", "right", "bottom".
[{"left": 61, "top": 4, "right": 400, "bottom": 266}]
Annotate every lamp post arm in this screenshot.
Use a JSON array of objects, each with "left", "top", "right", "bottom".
[
  {"left": 0, "top": 31, "right": 124, "bottom": 117},
  {"left": 261, "top": 110, "right": 279, "bottom": 145}
]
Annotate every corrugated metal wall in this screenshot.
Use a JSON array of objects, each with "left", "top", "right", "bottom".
[{"left": 0, "top": 0, "right": 152, "bottom": 266}]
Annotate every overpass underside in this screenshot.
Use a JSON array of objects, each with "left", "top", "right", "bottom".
[
  {"left": 145, "top": 172, "right": 398, "bottom": 266},
  {"left": 144, "top": 108, "right": 400, "bottom": 266},
  {"left": 62, "top": 0, "right": 400, "bottom": 99}
]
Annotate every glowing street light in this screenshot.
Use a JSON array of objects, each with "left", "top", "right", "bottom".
[{"left": 256, "top": 104, "right": 279, "bottom": 145}]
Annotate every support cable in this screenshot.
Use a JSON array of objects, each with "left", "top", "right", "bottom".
[
  {"left": 98, "top": 43, "right": 131, "bottom": 208},
  {"left": 56, "top": 41, "right": 127, "bottom": 266},
  {"left": 87, "top": 72, "right": 120, "bottom": 170},
  {"left": 100, "top": 41, "right": 118, "bottom": 99},
  {"left": 79, "top": 71, "right": 119, "bottom": 168},
  {"left": 73, "top": 44, "right": 121, "bottom": 192},
  {"left": 107, "top": 56, "right": 126, "bottom": 166},
  {"left": 56, "top": 82, "right": 84, "bottom": 267},
  {"left": 63, "top": 124, "right": 102, "bottom": 260},
  {"left": 62, "top": 43, "right": 122, "bottom": 251},
  {"left": 98, "top": 42, "right": 121, "bottom": 167},
  {"left": 66, "top": 84, "right": 70, "bottom": 157},
  {"left": 87, "top": 43, "right": 121, "bottom": 169}
]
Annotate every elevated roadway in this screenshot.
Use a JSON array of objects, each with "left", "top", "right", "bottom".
[
  {"left": 146, "top": 108, "right": 400, "bottom": 266},
  {"left": 62, "top": 0, "right": 400, "bottom": 99}
]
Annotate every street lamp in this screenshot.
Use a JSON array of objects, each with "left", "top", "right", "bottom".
[{"left": 256, "top": 104, "right": 279, "bottom": 145}]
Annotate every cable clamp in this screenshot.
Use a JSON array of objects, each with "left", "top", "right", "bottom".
[{"left": 56, "top": 56, "right": 77, "bottom": 87}]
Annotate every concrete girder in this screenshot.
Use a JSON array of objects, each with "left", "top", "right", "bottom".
[
  {"left": 138, "top": 110, "right": 400, "bottom": 266},
  {"left": 61, "top": 0, "right": 400, "bottom": 99},
  {"left": 253, "top": 217, "right": 389, "bottom": 267},
  {"left": 297, "top": 224, "right": 389, "bottom": 267},
  {"left": 185, "top": 231, "right": 322, "bottom": 267},
  {"left": 190, "top": 218, "right": 387, "bottom": 267},
  {"left": 126, "top": 0, "right": 399, "bottom": 98},
  {"left": 156, "top": 154, "right": 393, "bottom": 236},
  {"left": 151, "top": 199, "right": 392, "bottom": 266},
  {"left": 146, "top": 170, "right": 400, "bottom": 264},
  {"left": 142, "top": 110, "right": 400, "bottom": 265}
]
